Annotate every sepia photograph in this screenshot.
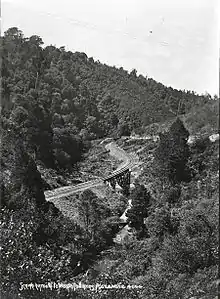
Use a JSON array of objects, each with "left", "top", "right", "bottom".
[{"left": 0, "top": 0, "right": 219, "bottom": 298}]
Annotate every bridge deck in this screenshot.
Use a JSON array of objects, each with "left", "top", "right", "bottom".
[{"left": 103, "top": 168, "right": 130, "bottom": 182}]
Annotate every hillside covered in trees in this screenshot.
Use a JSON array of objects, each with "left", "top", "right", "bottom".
[
  {"left": 0, "top": 27, "right": 219, "bottom": 299},
  {"left": 1, "top": 27, "right": 218, "bottom": 168}
]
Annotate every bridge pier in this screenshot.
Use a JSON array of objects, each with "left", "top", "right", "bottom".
[
  {"left": 109, "top": 179, "right": 116, "bottom": 190},
  {"left": 104, "top": 169, "right": 131, "bottom": 196}
]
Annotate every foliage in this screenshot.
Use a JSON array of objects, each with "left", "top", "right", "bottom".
[
  {"left": 154, "top": 118, "right": 190, "bottom": 184},
  {"left": 2, "top": 27, "right": 216, "bottom": 170},
  {"left": 76, "top": 190, "right": 121, "bottom": 251},
  {"left": 0, "top": 129, "right": 91, "bottom": 298},
  {"left": 126, "top": 184, "right": 152, "bottom": 237},
  {"left": 83, "top": 127, "right": 218, "bottom": 299},
  {"left": 183, "top": 99, "right": 219, "bottom": 135},
  {"left": 117, "top": 121, "right": 131, "bottom": 137},
  {"left": 1, "top": 26, "right": 219, "bottom": 299}
]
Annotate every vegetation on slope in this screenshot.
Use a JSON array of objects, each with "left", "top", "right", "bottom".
[
  {"left": 0, "top": 27, "right": 219, "bottom": 298},
  {"left": 1, "top": 27, "right": 217, "bottom": 169},
  {"left": 76, "top": 118, "right": 218, "bottom": 299}
]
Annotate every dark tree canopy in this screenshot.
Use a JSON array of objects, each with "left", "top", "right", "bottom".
[
  {"left": 126, "top": 184, "right": 152, "bottom": 235},
  {"left": 154, "top": 118, "right": 190, "bottom": 184},
  {"left": 1, "top": 28, "right": 213, "bottom": 171}
]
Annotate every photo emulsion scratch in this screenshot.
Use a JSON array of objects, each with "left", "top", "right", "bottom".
[{"left": 0, "top": 0, "right": 219, "bottom": 298}]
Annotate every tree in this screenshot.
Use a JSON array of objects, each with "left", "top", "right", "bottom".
[
  {"left": 77, "top": 190, "right": 109, "bottom": 242},
  {"left": 1, "top": 130, "right": 45, "bottom": 210},
  {"left": 84, "top": 115, "right": 102, "bottom": 138},
  {"left": 126, "top": 184, "right": 152, "bottom": 237},
  {"left": 154, "top": 118, "right": 190, "bottom": 184},
  {"left": 53, "top": 127, "right": 84, "bottom": 169},
  {"left": 160, "top": 211, "right": 217, "bottom": 275},
  {"left": 130, "top": 68, "right": 137, "bottom": 78},
  {"left": 144, "top": 204, "right": 177, "bottom": 240},
  {"left": 76, "top": 190, "right": 117, "bottom": 250},
  {"left": 117, "top": 121, "right": 131, "bottom": 137},
  {"left": 4, "top": 27, "right": 24, "bottom": 40}
]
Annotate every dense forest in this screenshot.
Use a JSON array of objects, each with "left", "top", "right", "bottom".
[
  {"left": 1, "top": 27, "right": 218, "bottom": 169},
  {"left": 0, "top": 27, "right": 219, "bottom": 298}
]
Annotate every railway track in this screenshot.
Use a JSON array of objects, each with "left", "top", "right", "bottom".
[{"left": 45, "top": 142, "right": 138, "bottom": 201}]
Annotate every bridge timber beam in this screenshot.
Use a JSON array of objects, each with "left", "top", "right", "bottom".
[{"left": 104, "top": 169, "right": 131, "bottom": 196}]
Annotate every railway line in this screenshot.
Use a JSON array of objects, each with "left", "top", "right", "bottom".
[{"left": 45, "top": 142, "right": 138, "bottom": 201}]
